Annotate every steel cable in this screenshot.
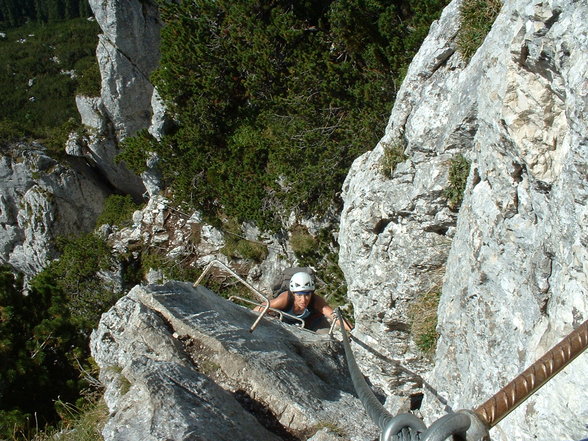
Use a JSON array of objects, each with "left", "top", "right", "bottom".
[{"left": 336, "top": 310, "right": 475, "bottom": 441}]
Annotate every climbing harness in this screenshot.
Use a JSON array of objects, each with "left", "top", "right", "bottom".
[{"left": 336, "top": 310, "right": 588, "bottom": 441}]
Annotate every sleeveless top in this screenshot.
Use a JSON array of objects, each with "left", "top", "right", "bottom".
[{"left": 283, "top": 292, "right": 318, "bottom": 325}]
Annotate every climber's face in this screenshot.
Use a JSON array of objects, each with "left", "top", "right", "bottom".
[{"left": 293, "top": 291, "right": 312, "bottom": 309}]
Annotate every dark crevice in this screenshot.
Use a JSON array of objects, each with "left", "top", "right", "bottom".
[
  {"left": 472, "top": 168, "right": 481, "bottom": 187},
  {"left": 534, "top": 180, "right": 552, "bottom": 194},
  {"left": 410, "top": 393, "right": 424, "bottom": 411},
  {"left": 386, "top": 320, "right": 411, "bottom": 333},
  {"left": 511, "top": 162, "right": 525, "bottom": 183},
  {"left": 423, "top": 224, "right": 449, "bottom": 236},
  {"left": 233, "top": 389, "right": 300, "bottom": 441},
  {"left": 373, "top": 218, "right": 392, "bottom": 235},
  {"left": 543, "top": 8, "right": 562, "bottom": 32}
]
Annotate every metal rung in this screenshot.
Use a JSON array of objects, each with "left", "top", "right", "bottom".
[
  {"left": 195, "top": 259, "right": 341, "bottom": 335},
  {"left": 194, "top": 259, "right": 271, "bottom": 332},
  {"left": 228, "top": 295, "right": 306, "bottom": 328}
]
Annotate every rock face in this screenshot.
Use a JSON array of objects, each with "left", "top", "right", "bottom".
[
  {"left": 67, "top": 95, "right": 145, "bottom": 198},
  {"left": 338, "top": 0, "right": 466, "bottom": 413},
  {"left": 86, "top": 0, "right": 587, "bottom": 439},
  {"left": 339, "top": 0, "right": 588, "bottom": 440},
  {"left": 0, "top": 144, "right": 110, "bottom": 275},
  {"left": 66, "top": 0, "right": 164, "bottom": 198},
  {"left": 90, "top": 282, "right": 378, "bottom": 441},
  {"left": 91, "top": 0, "right": 161, "bottom": 139}
]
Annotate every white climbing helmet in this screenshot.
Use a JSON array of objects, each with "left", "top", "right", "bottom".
[{"left": 289, "top": 271, "right": 315, "bottom": 292}]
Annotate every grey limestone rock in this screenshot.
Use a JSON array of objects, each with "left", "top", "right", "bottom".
[
  {"left": 91, "top": 282, "right": 378, "bottom": 441},
  {"left": 70, "top": 95, "right": 145, "bottom": 198},
  {"left": 90, "top": 0, "right": 161, "bottom": 139},
  {"left": 72, "top": 0, "right": 165, "bottom": 197},
  {"left": 338, "top": 0, "right": 588, "bottom": 440},
  {"left": 0, "top": 144, "right": 110, "bottom": 275}
]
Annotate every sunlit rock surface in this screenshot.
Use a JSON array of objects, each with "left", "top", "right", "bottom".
[
  {"left": 0, "top": 144, "right": 109, "bottom": 275},
  {"left": 339, "top": 0, "right": 588, "bottom": 439},
  {"left": 91, "top": 282, "right": 378, "bottom": 441}
]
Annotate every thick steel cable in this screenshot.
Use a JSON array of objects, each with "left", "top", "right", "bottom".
[
  {"left": 336, "top": 310, "right": 476, "bottom": 441},
  {"left": 336, "top": 309, "right": 396, "bottom": 431},
  {"left": 475, "top": 318, "right": 588, "bottom": 427}
]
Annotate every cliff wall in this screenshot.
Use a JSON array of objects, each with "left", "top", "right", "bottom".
[
  {"left": 0, "top": 144, "right": 110, "bottom": 275},
  {"left": 339, "top": 0, "right": 587, "bottom": 439},
  {"left": 3, "top": 0, "right": 584, "bottom": 439},
  {"left": 87, "top": 0, "right": 587, "bottom": 439}
]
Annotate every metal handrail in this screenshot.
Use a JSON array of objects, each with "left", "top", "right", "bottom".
[
  {"left": 227, "top": 295, "right": 306, "bottom": 328},
  {"left": 195, "top": 259, "right": 343, "bottom": 335},
  {"left": 194, "top": 259, "right": 271, "bottom": 332},
  {"left": 336, "top": 309, "right": 588, "bottom": 440}
]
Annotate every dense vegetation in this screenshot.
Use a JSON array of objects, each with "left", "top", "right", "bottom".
[
  {"left": 0, "top": 0, "right": 91, "bottom": 27},
  {"left": 456, "top": 0, "right": 502, "bottom": 60},
  {"left": 0, "top": 233, "right": 129, "bottom": 440},
  {"left": 119, "top": 0, "right": 450, "bottom": 231},
  {"left": 0, "top": 12, "right": 99, "bottom": 153}
]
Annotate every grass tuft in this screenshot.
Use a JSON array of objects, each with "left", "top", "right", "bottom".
[
  {"left": 444, "top": 154, "right": 470, "bottom": 210},
  {"left": 380, "top": 141, "right": 407, "bottom": 178},
  {"left": 409, "top": 267, "right": 445, "bottom": 355},
  {"left": 457, "top": 0, "right": 502, "bottom": 61}
]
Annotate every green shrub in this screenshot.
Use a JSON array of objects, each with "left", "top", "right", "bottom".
[
  {"left": 0, "top": 19, "right": 99, "bottom": 142},
  {"left": 44, "top": 234, "right": 120, "bottom": 328},
  {"left": 0, "top": 266, "right": 93, "bottom": 439},
  {"left": 33, "top": 393, "right": 107, "bottom": 441},
  {"left": 138, "top": 249, "right": 201, "bottom": 283},
  {"left": 138, "top": 0, "right": 449, "bottom": 231},
  {"left": 51, "top": 397, "right": 108, "bottom": 441},
  {"left": 289, "top": 226, "right": 317, "bottom": 258},
  {"left": 444, "top": 154, "right": 470, "bottom": 210},
  {"left": 0, "top": 119, "right": 30, "bottom": 146},
  {"left": 457, "top": 0, "right": 502, "bottom": 61},
  {"left": 96, "top": 194, "right": 142, "bottom": 228},
  {"left": 380, "top": 141, "right": 408, "bottom": 178},
  {"left": 221, "top": 236, "right": 268, "bottom": 263},
  {"left": 75, "top": 56, "right": 101, "bottom": 97},
  {"left": 43, "top": 117, "right": 81, "bottom": 160},
  {"left": 0, "top": 0, "right": 93, "bottom": 28},
  {"left": 236, "top": 240, "right": 269, "bottom": 263},
  {"left": 116, "top": 129, "right": 158, "bottom": 175},
  {"left": 216, "top": 218, "right": 268, "bottom": 263}
]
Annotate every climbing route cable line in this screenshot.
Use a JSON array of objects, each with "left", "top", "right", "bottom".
[{"left": 336, "top": 310, "right": 588, "bottom": 441}]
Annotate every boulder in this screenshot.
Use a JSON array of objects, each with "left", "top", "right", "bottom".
[
  {"left": 0, "top": 143, "right": 110, "bottom": 275},
  {"left": 91, "top": 282, "right": 379, "bottom": 441}
]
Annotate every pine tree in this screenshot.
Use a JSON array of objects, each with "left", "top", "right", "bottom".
[
  {"left": 0, "top": 0, "right": 19, "bottom": 26},
  {"left": 0, "top": 267, "right": 87, "bottom": 439},
  {"left": 144, "top": 0, "right": 450, "bottom": 230}
]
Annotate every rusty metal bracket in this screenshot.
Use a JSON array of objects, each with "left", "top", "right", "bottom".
[
  {"left": 335, "top": 310, "right": 477, "bottom": 441},
  {"left": 336, "top": 309, "right": 587, "bottom": 441}
]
